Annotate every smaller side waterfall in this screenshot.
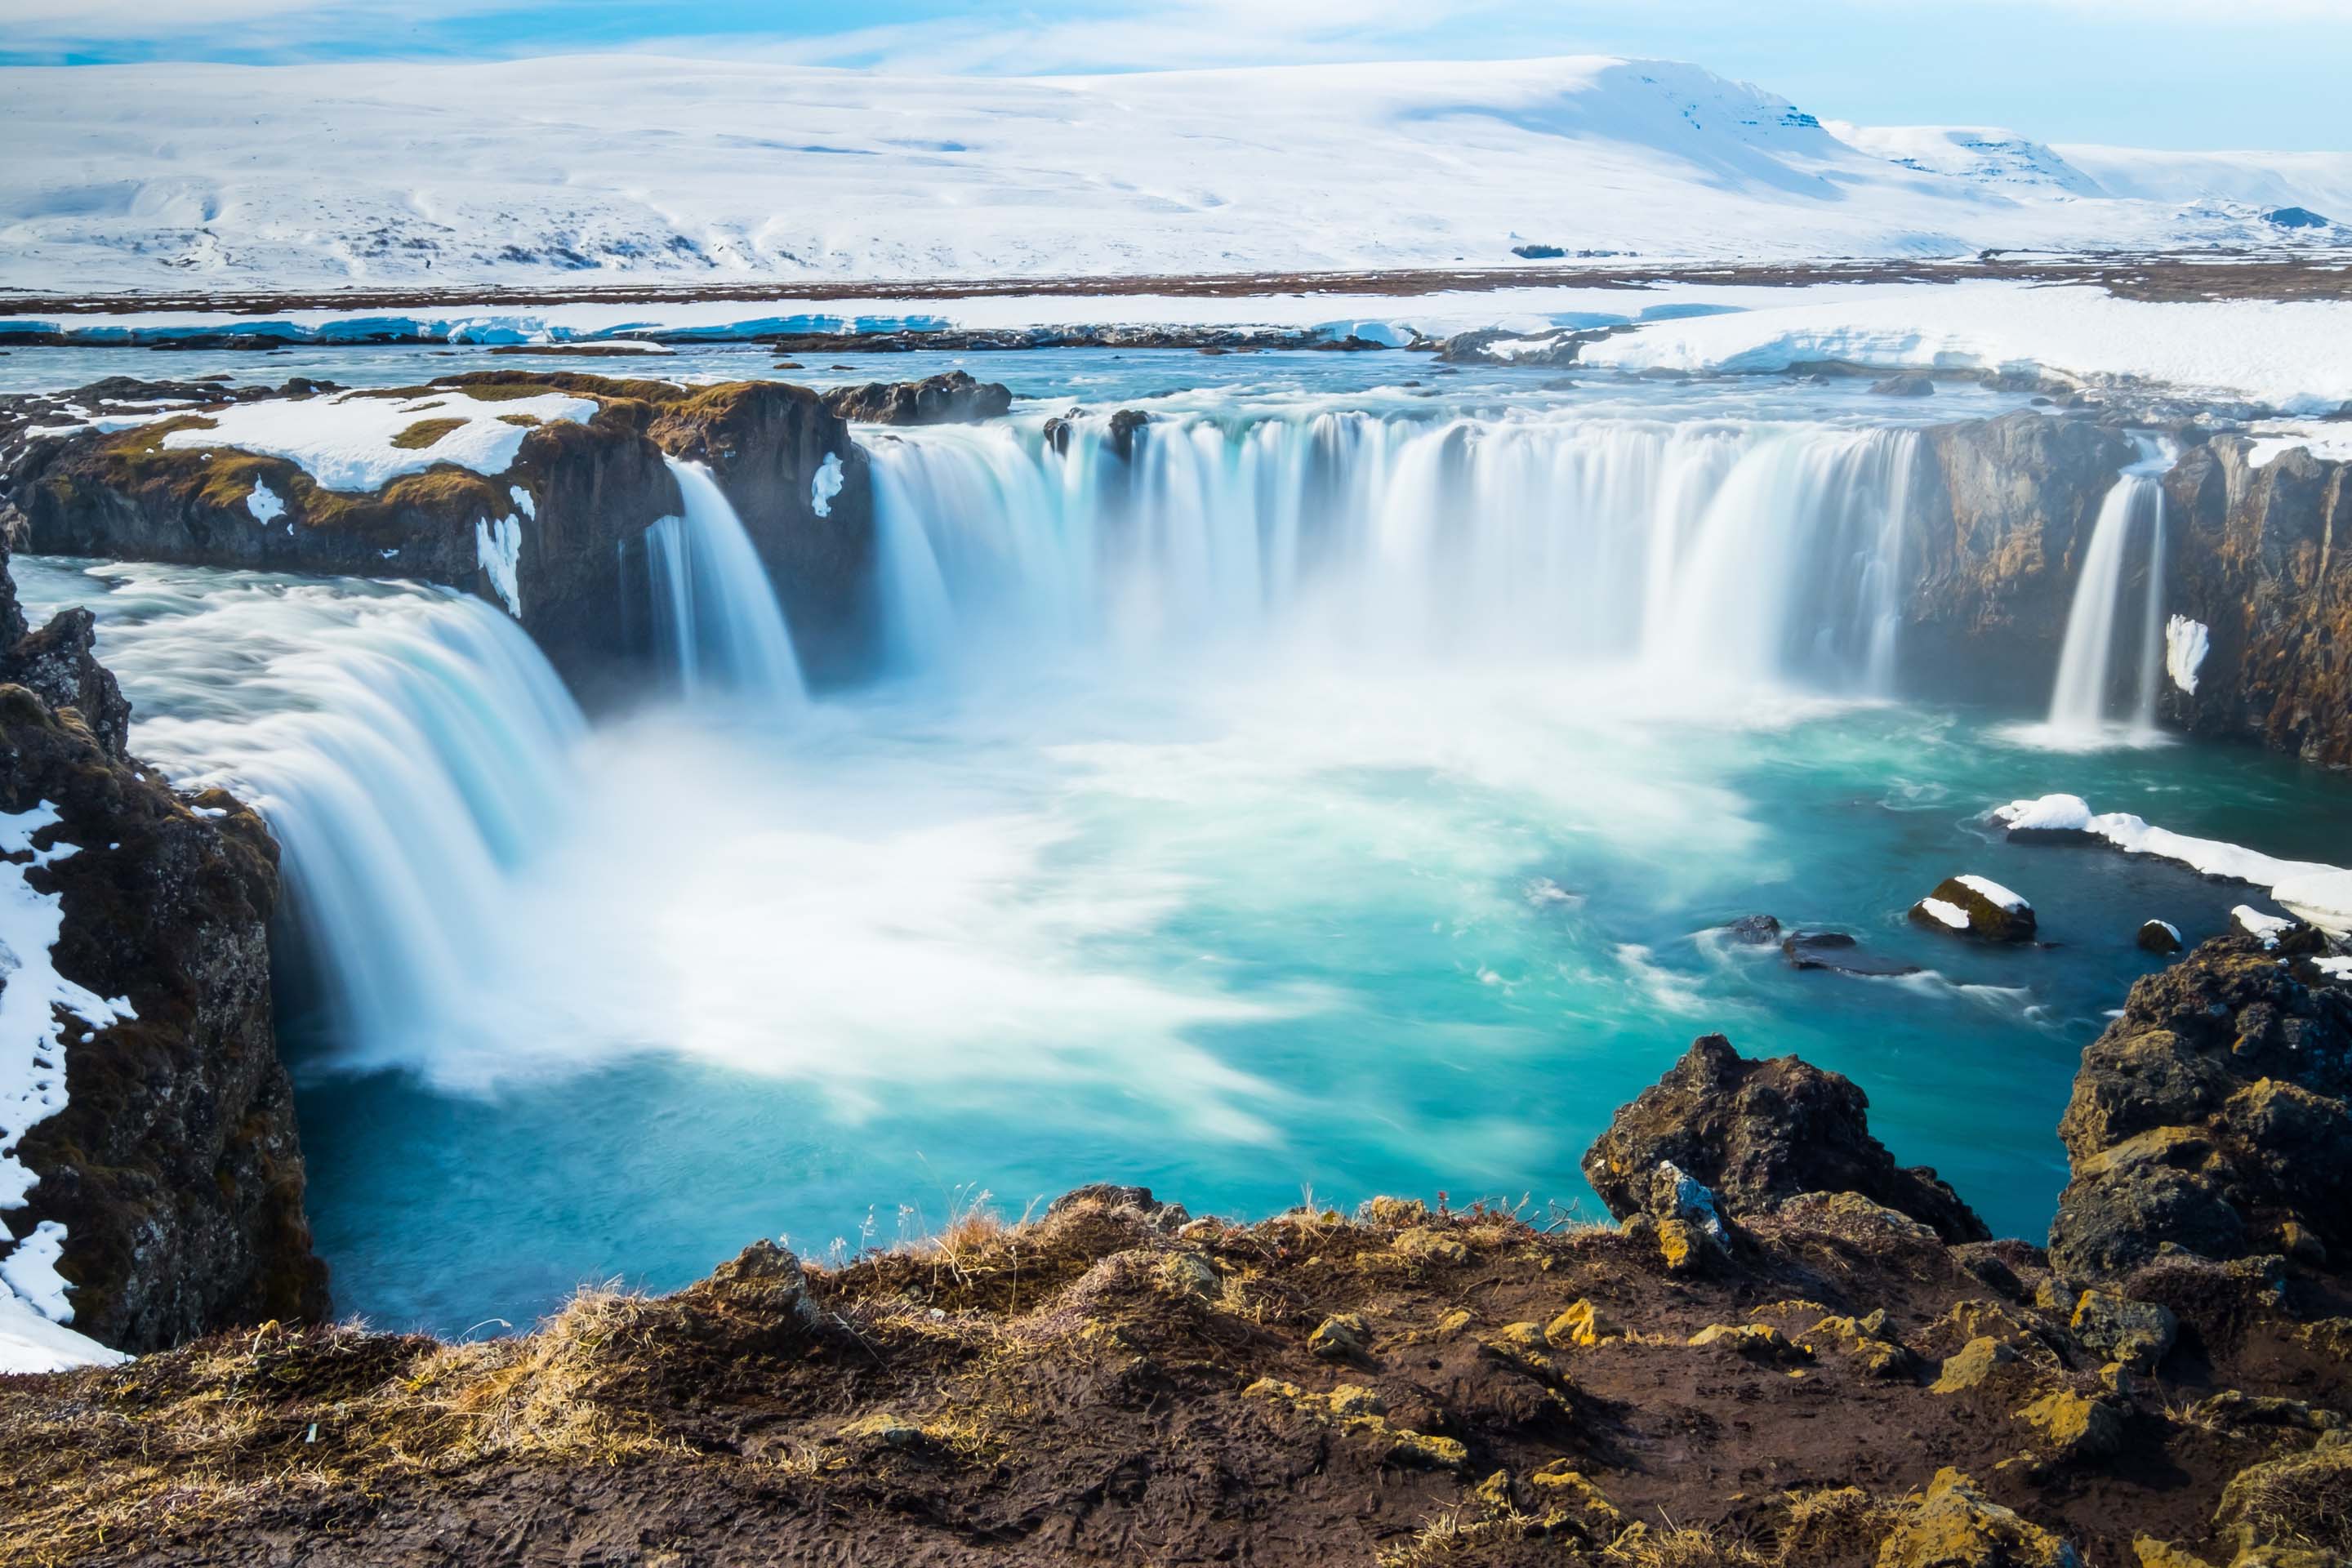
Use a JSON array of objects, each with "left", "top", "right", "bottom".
[
  {"left": 644, "top": 457, "right": 808, "bottom": 705},
  {"left": 2047, "top": 461, "right": 2168, "bottom": 740}
]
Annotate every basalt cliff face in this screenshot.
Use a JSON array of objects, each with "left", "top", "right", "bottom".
[
  {"left": 1898, "top": 411, "right": 2138, "bottom": 701},
  {"left": 1, "top": 373, "right": 878, "bottom": 693},
  {"left": 2158, "top": 438, "right": 2352, "bottom": 767},
  {"left": 5, "top": 929, "right": 2348, "bottom": 1566},
  {"left": 1900, "top": 412, "right": 2352, "bottom": 765},
  {"left": 0, "top": 536, "right": 327, "bottom": 1356}
]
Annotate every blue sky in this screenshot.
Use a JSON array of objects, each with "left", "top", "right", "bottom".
[{"left": 6, "top": 0, "right": 2344, "bottom": 150}]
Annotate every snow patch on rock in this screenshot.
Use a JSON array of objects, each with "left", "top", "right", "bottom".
[
  {"left": 160, "top": 390, "right": 596, "bottom": 493},
  {"left": 1953, "top": 874, "right": 2028, "bottom": 913},
  {"left": 2164, "top": 616, "right": 2209, "bottom": 695},
  {"left": 811, "top": 452, "right": 844, "bottom": 519},
  {"left": 243, "top": 476, "right": 284, "bottom": 524},
  {"left": 0, "top": 801, "right": 138, "bottom": 1350},
  {"left": 1917, "top": 898, "right": 1969, "bottom": 930},
  {"left": 1994, "top": 794, "right": 2350, "bottom": 935}
]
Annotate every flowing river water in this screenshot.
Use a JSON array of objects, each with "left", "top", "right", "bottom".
[{"left": 13, "top": 344, "right": 2351, "bottom": 1334}]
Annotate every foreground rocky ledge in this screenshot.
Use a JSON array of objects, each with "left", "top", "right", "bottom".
[{"left": 5, "top": 931, "right": 2348, "bottom": 1566}]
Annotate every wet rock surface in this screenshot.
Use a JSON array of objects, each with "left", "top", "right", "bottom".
[
  {"left": 1780, "top": 929, "right": 1924, "bottom": 976},
  {"left": 0, "top": 536, "right": 327, "bottom": 1353}
]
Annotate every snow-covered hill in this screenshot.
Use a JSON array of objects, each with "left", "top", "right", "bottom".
[
  {"left": 1823, "top": 123, "right": 2108, "bottom": 198},
  {"left": 1, "top": 55, "right": 2345, "bottom": 296}
]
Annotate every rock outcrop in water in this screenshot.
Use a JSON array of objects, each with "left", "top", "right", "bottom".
[
  {"left": 2156, "top": 437, "right": 2352, "bottom": 766},
  {"left": 0, "top": 536, "right": 327, "bottom": 1356},
  {"left": 11, "top": 1015, "right": 2352, "bottom": 1566},
  {"left": 820, "top": 369, "right": 1013, "bottom": 425},
  {"left": 2051, "top": 930, "right": 2352, "bottom": 1282},
  {"left": 1, "top": 373, "right": 879, "bottom": 690}
]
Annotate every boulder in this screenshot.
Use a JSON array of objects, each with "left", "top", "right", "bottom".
[
  {"left": 2070, "top": 1289, "right": 2179, "bottom": 1370},
  {"left": 2139, "top": 920, "right": 2185, "bottom": 955},
  {"left": 2050, "top": 935, "right": 2352, "bottom": 1280},
  {"left": 1721, "top": 913, "right": 1784, "bottom": 945},
  {"left": 0, "top": 537, "right": 327, "bottom": 1353},
  {"left": 1582, "top": 1034, "right": 1989, "bottom": 1243},
  {"left": 1910, "top": 875, "right": 2038, "bottom": 942}
]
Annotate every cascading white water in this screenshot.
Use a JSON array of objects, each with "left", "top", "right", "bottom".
[
  {"left": 643, "top": 457, "right": 808, "bottom": 705},
  {"left": 2046, "top": 457, "right": 2169, "bottom": 740},
  {"left": 23, "top": 562, "right": 588, "bottom": 1063},
  {"left": 865, "top": 412, "right": 1922, "bottom": 691}
]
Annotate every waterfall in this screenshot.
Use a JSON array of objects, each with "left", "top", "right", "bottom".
[
  {"left": 642, "top": 457, "right": 808, "bottom": 705},
  {"left": 865, "top": 412, "right": 1922, "bottom": 691},
  {"left": 61, "top": 568, "right": 589, "bottom": 1063},
  {"left": 2046, "top": 462, "right": 2168, "bottom": 740}
]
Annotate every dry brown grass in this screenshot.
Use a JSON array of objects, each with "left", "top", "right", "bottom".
[{"left": 2216, "top": 1443, "right": 2352, "bottom": 1554}]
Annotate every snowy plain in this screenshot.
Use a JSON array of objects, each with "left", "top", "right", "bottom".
[{"left": 3, "top": 55, "right": 2349, "bottom": 298}]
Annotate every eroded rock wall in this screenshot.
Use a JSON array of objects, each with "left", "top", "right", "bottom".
[
  {"left": 2158, "top": 437, "right": 2352, "bottom": 766},
  {"left": 0, "top": 536, "right": 327, "bottom": 1353}
]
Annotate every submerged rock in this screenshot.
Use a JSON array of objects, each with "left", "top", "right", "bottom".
[
  {"left": 1909, "top": 875, "right": 2038, "bottom": 942},
  {"left": 1780, "top": 929, "right": 1923, "bottom": 976},
  {"left": 1582, "top": 1033, "right": 1989, "bottom": 1242}
]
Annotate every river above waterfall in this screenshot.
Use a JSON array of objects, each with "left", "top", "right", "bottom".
[{"left": 11, "top": 353, "right": 2350, "bottom": 1337}]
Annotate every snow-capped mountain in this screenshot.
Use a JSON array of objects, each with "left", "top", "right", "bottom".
[{"left": 0, "top": 55, "right": 2344, "bottom": 296}]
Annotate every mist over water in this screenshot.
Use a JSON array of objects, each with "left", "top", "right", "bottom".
[{"left": 16, "top": 364, "right": 2350, "bottom": 1335}]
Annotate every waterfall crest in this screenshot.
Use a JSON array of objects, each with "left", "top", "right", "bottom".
[
  {"left": 865, "top": 413, "right": 1923, "bottom": 691},
  {"left": 644, "top": 457, "right": 808, "bottom": 706},
  {"left": 82, "top": 572, "right": 589, "bottom": 1062},
  {"left": 2046, "top": 461, "right": 2168, "bottom": 742}
]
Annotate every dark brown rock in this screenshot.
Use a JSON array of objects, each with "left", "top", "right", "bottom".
[
  {"left": 1581, "top": 1033, "right": 1989, "bottom": 1243},
  {"left": 2050, "top": 934, "right": 2352, "bottom": 1280},
  {"left": 819, "top": 369, "right": 1011, "bottom": 426},
  {"left": 0, "top": 536, "right": 327, "bottom": 1350},
  {"left": 2156, "top": 437, "right": 2352, "bottom": 766},
  {"left": 1780, "top": 929, "right": 1922, "bottom": 976}
]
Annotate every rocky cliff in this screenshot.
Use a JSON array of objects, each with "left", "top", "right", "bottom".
[
  {"left": 1899, "top": 412, "right": 2352, "bottom": 765},
  {"left": 2, "top": 373, "right": 879, "bottom": 693},
  {"left": 0, "top": 535, "right": 327, "bottom": 1356},
  {"left": 1898, "top": 410, "right": 2139, "bottom": 701},
  {"left": 2158, "top": 438, "right": 2352, "bottom": 766}
]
